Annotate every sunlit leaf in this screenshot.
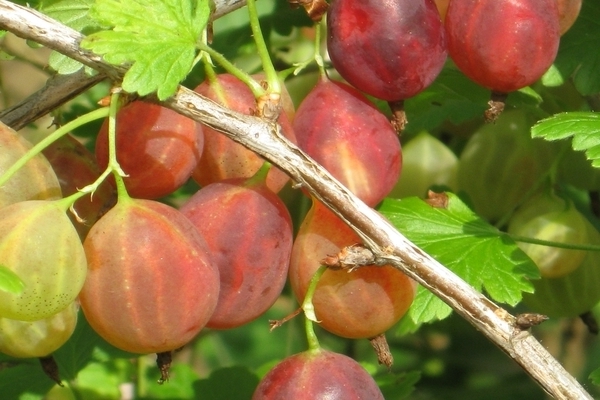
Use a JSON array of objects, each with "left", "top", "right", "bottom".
[
  {"left": 81, "top": 0, "right": 211, "bottom": 99},
  {"left": 532, "top": 112, "right": 600, "bottom": 167},
  {"left": 40, "top": 0, "right": 99, "bottom": 74},
  {"left": 379, "top": 194, "right": 538, "bottom": 328}
]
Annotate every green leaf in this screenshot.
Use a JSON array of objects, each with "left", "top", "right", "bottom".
[
  {"left": 193, "top": 366, "right": 259, "bottom": 400},
  {"left": 379, "top": 194, "right": 539, "bottom": 327},
  {"left": 82, "top": 0, "right": 211, "bottom": 100},
  {"left": 541, "top": 63, "right": 565, "bottom": 87},
  {"left": 73, "top": 360, "right": 129, "bottom": 399},
  {"left": 590, "top": 367, "right": 600, "bottom": 386},
  {"left": 553, "top": 0, "right": 600, "bottom": 95},
  {"left": 532, "top": 112, "right": 600, "bottom": 167},
  {"left": 404, "top": 66, "right": 489, "bottom": 135},
  {"left": 53, "top": 312, "right": 136, "bottom": 382},
  {"left": 48, "top": 50, "right": 87, "bottom": 75},
  {"left": 40, "top": 0, "right": 98, "bottom": 32},
  {"left": 39, "top": 0, "right": 100, "bottom": 74},
  {"left": 0, "top": 356, "right": 54, "bottom": 400},
  {"left": 145, "top": 362, "right": 199, "bottom": 399},
  {"left": 377, "top": 370, "right": 421, "bottom": 400},
  {"left": 10, "top": 0, "right": 41, "bottom": 6},
  {"left": 0, "top": 265, "right": 25, "bottom": 294}
]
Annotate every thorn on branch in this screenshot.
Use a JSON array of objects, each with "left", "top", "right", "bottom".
[
  {"left": 514, "top": 313, "right": 549, "bottom": 331},
  {"left": 321, "top": 244, "right": 386, "bottom": 272}
]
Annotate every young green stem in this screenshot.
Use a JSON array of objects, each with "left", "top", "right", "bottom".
[
  {"left": 202, "top": 57, "right": 229, "bottom": 106},
  {"left": 51, "top": 90, "right": 130, "bottom": 212},
  {"left": 246, "top": 0, "right": 280, "bottom": 95},
  {"left": 302, "top": 265, "right": 327, "bottom": 352},
  {"left": 244, "top": 161, "right": 271, "bottom": 187},
  {"left": 197, "top": 43, "right": 265, "bottom": 98},
  {"left": 53, "top": 166, "right": 112, "bottom": 212},
  {"left": 313, "top": 22, "right": 326, "bottom": 78},
  {"left": 286, "top": 21, "right": 326, "bottom": 80},
  {"left": 105, "top": 90, "right": 131, "bottom": 202},
  {"left": 0, "top": 107, "right": 109, "bottom": 189},
  {"left": 506, "top": 233, "right": 600, "bottom": 252}
]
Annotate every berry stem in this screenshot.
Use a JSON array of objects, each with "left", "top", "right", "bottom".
[
  {"left": 56, "top": 89, "right": 130, "bottom": 211},
  {"left": 246, "top": 0, "right": 281, "bottom": 95},
  {"left": 244, "top": 161, "right": 271, "bottom": 187},
  {"left": 202, "top": 57, "right": 230, "bottom": 106},
  {"left": 313, "top": 22, "right": 326, "bottom": 78},
  {"left": 197, "top": 43, "right": 265, "bottom": 98},
  {"left": 283, "top": 21, "right": 326, "bottom": 79},
  {"left": 302, "top": 264, "right": 327, "bottom": 352},
  {"left": 106, "top": 90, "right": 131, "bottom": 201},
  {"left": 0, "top": 106, "right": 109, "bottom": 189},
  {"left": 506, "top": 233, "right": 600, "bottom": 252}
]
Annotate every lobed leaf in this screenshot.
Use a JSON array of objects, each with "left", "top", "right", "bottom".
[
  {"left": 81, "top": 0, "right": 211, "bottom": 100},
  {"left": 40, "top": 0, "right": 100, "bottom": 74},
  {"left": 379, "top": 194, "right": 539, "bottom": 328},
  {"left": 532, "top": 112, "right": 600, "bottom": 167},
  {"left": 403, "top": 67, "right": 489, "bottom": 135},
  {"left": 403, "top": 66, "right": 543, "bottom": 136},
  {"left": 377, "top": 370, "right": 421, "bottom": 400}
]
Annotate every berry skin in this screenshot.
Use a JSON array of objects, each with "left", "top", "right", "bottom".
[
  {"left": 327, "top": 0, "right": 447, "bottom": 101},
  {"left": 293, "top": 77, "right": 402, "bottom": 206},
  {"left": 445, "top": 0, "right": 560, "bottom": 93},
  {"left": 252, "top": 349, "right": 384, "bottom": 400}
]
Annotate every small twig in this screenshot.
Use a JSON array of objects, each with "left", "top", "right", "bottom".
[
  {"left": 321, "top": 244, "right": 386, "bottom": 271},
  {"left": 0, "top": 0, "right": 247, "bottom": 131},
  {"left": 0, "top": 70, "right": 105, "bottom": 130},
  {"left": 269, "top": 307, "right": 302, "bottom": 331}
]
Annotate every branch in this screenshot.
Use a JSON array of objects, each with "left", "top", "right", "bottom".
[
  {"left": 0, "top": 2, "right": 591, "bottom": 399},
  {"left": 0, "top": 0, "right": 247, "bottom": 130},
  {"left": 0, "top": 69, "right": 105, "bottom": 130}
]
